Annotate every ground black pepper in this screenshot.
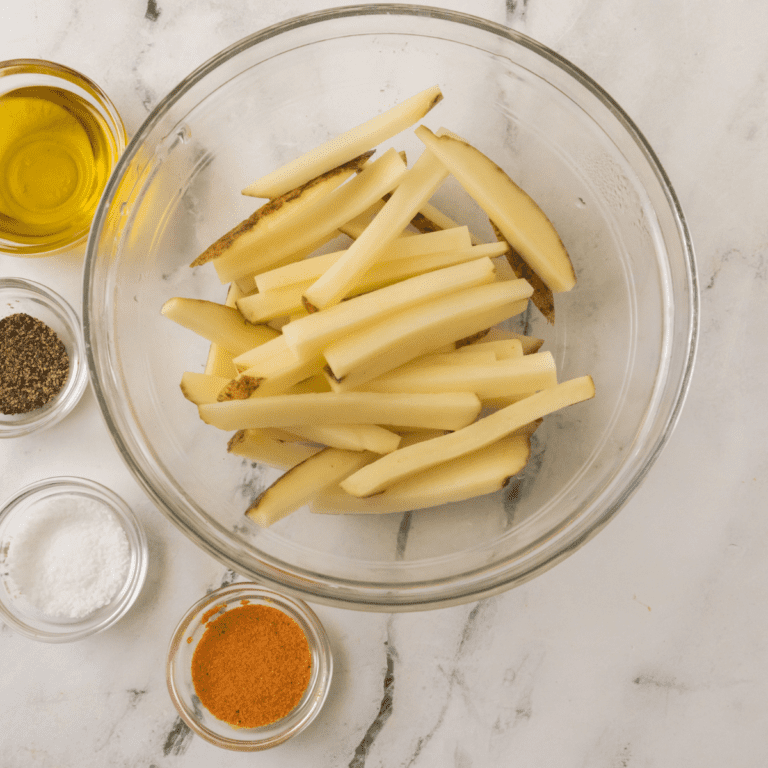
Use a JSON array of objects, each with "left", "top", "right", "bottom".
[{"left": 0, "top": 313, "right": 69, "bottom": 415}]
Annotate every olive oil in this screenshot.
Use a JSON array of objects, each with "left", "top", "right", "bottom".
[{"left": 0, "top": 85, "right": 114, "bottom": 246}]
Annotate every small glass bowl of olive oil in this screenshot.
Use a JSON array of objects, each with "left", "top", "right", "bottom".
[{"left": 0, "top": 59, "right": 126, "bottom": 257}]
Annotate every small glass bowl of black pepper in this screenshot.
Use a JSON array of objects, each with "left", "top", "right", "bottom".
[
  {"left": 0, "top": 476, "right": 148, "bottom": 642},
  {"left": 0, "top": 278, "right": 88, "bottom": 437},
  {"left": 166, "top": 582, "right": 333, "bottom": 751}
]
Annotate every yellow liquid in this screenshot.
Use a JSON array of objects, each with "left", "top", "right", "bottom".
[{"left": 0, "top": 86, "right": 114, "bottom": 245}]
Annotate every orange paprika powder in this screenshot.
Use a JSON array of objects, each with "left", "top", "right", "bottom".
[{"left": 191, "top": 602, "right": 312, "bottom": 728}]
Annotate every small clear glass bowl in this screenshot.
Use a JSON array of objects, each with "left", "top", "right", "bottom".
[
  {"left": 0, "top": 278, "right": 88, "bottom": 437},
  {"left": 0, "top": 477, "right": 148, "bottom": 642},
  {"left": 0, "top": 58, "right": 126, "bottom": 257},
  {"left": 166, "top": 582, "right": 333, "bottom": 751}
]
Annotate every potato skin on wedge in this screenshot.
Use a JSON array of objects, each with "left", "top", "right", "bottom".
[{"left": 245, "top": 448, "right": 375, "bottom": 527}]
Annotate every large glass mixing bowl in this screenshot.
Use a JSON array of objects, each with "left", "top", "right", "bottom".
[{"left": 84, "top": 6, "right": 697, "bottom": 610}]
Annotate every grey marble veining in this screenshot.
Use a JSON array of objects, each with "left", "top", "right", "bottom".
[{"left": 2, "top": 1, "right": 768, "bottom": 766}]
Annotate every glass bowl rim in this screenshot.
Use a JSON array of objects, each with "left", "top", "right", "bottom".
[
  {"left": 83, "top": 4, "right": 699, "bottom": 610},
  {"left": 0, "top": 475, "right": 148, "bottom": 642},
  {"left": 0, "top": 277, "right": 89, "bottom": 437},
  {"left": 166, "top": 581, "right": 333, "bottom": 750}
]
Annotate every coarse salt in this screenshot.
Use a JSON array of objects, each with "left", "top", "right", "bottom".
[{"left": 5, "top": 495, "right": 131, "bottom": 619}]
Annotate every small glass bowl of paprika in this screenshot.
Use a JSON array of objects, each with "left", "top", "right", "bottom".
[
  {"left": 166, "top": 581, "right": 333, "bottom": 751},
  {"left": 0, "top": 278, "right": 88, "bottom": 438}
]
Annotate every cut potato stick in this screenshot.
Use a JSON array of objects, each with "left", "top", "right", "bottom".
[
  {"left": 408, "top": 348, "right": 500, "bottom": 367},
  {"left": 360, "top": 351, "right": 557, "bottom": 398},
  {"left": 283, "top": 257, "right": 497, "bottom": 359},
  {"left": 198, "top": 391, "right": 482, "bottom": 432},
  {"left": 228, "top": 429, "right": 320, "bottom": 470},
  {"left": 303, "top": 148, "right": 451, "bottom": 309},
  {"left": 477, "top": 327, "right": 544, "bottom": 355},
  {"left": 245, "top": 448, "right": 377, "bottom": 527},
  {"left": 161, "top": 297, "right": 280, "bottom": 356},
  {"left": 416, "top": 126, "right": 576, "bottom": 293},
  {"left": 324, "top": 279, "right": 532, "bottom": 382},
  {"left": 247, "top": 242, "right": 507, "bottom": 322},
  {"left": 456, "top": 338, "right": 524, "bottom": 360},
  {"left": 193, "top": 152, "right": 371, "bottom": 267},
  {"left": 276, "top": 423, "right": 401, "bottom": 454},
  {"left": 312, "top": 435, "right": 531, "bottom": 515},
  {"left": 231, "top": 333, "right": 296, "bottom": 374},
  {"left": 326, "top": 299, "right": 530, "bottom": 392},
  {"left": 253, "top": 243, "right": 507, "bottom": 317},
  {"left": 395, "top": 429, "right": 450, "bottom": 444},
  {"left": 180, "top": 372, "right": 232, "bottom": 405},
  {"left": 224, "top": 359, "right": 325, "bottom": 400},
  {"left": 341, "top": 375, "right": 595, "bottom": 497},
  {"left": 480, "top": 394, "right": 528, "bottom": 409},
  {"left": 242, "top": 85, "right": 442, "bottom": 199},
  {"left": 237, "top": 283, "right": 306, "bottom": 323},
  {"left": 282, "top": 374, "right": 332, "bottom": 395},
  {"left": 254, "top": 227, "right": 471, "bottom": 292},
  {"left": 224, "top": 229, "right": 349, "bottom": 297},
  {"left": 214, "top": 148, "right": 408, "bottom": 284},
  {"left": 353, "top": 242, "right": 507, "bottom": 295},
  {"left": 221, "top": 335, "right": 327, "bottom": 399},
  {"left": 243, "top": 237, "right": 490, "bottom": 324},
  {"left": 221, "top": 373, "right": 330, "bottom": 402}
]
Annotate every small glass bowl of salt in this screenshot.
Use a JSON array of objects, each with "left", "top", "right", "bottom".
[{"left": 0, "top": 476, "right": 147, "bottom": 642}]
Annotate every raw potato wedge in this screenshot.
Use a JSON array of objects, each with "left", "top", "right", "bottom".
[
  {"left": 198, "top": 391, "right": 482, "bottom": 432},
  {"left": 283, "top": 257, "right": 498, "bottom": 358},
  {"left": 303, "top": 148, "right": 451, "bottom": 310},
  {"left": 360, "top": 351, "right": 557, "bottom": 398},
  {"left": 245, "top": 448, "right": 376, "bottom": 527},
  {"left": 228, "top": 429, "right": 320, "bottom": 470},
  {"left": 161, "top": 297, "right": 280, "bottom": 356},
  {"left": 242, "top": 85, "right": 442, "bottom": 199},
  {"left": 324, "top": 280, "right": 533, "bottom": 384},
  {"left": 416, "top": 126, "right": 576, "bottom": 293},
  {"left": 341, "top": 375, "right": 595, "bottom": 497},
  {"left": 312, "top": 435, "right": 531, "bottom": 515},
  {"left": 490, "top": 220, "right": 555, "bottom": 324},
  {"left": 191, "top": 151, "right": 372, "bottom": 267},
  {"left": 214, "top": 148, "right": 408, "bottom": 284},
  {"left": 180, "top": 372, "right": 232, "bottom": 405}
]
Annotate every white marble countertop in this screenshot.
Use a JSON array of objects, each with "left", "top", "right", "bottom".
[{"left": 2, "top": 1, "right": 767, "bottom": 765}]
